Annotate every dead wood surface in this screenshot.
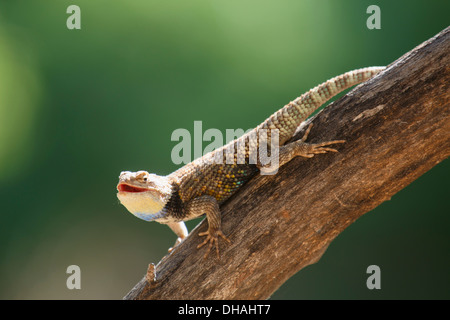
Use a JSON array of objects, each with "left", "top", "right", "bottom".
[{"left": 124, "top": 27, "right": 450, "bottom": 300}]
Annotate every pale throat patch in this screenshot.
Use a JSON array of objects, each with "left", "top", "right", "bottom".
[{"left": 117, "top": 192, "right": 166, "bottom": 216}]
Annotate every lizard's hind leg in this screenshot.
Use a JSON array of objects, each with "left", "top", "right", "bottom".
[{"left": 259, "top": 123, "right": 346, "bottom": 172}]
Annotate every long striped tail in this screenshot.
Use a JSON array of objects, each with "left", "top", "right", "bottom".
[{"left": 257, "top": 66, "right": 385, "bottom": 145}]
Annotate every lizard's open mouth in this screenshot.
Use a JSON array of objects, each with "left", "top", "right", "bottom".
[{"left": 117, "top": 183, "right": 149, "bottom": 193}]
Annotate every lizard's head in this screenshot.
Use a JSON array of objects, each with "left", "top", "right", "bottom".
[{"left": 116, "top": 171, "right": 172, "bottom": 219}]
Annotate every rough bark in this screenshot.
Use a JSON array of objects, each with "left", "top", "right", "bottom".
[{"left": 124, "top": 27, "right": 450, "bottom": 300}]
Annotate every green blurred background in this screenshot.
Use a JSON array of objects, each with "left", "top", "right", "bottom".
[{"left": 0, "top": 0, "right": 448, "bottom": 299}]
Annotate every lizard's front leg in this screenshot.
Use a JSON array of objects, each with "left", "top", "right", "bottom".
[
  {"left": 187, "top": 195, "right": 231, "bottom": 259},
  {"left": 167, "top": 221, "right": 188, "bottom": 252}
]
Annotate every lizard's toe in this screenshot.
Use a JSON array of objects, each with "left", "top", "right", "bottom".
[{"left": 197, "top": 230, "right": 231, "bottom": 259}]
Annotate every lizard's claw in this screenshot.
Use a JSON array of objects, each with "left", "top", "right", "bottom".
[{"left": 197, "top": 230, "right": 231, "bottom": 260}]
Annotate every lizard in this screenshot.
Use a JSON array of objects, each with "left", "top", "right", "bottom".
[{"left": 116, "top": 66, "right": 385, "bottom": 259}]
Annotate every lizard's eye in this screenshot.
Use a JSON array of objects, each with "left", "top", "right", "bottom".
[{"left": 135, "top": 171, "right": 149, "bottom": 183}]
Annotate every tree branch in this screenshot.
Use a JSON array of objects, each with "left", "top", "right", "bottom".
[{"left": 124, "top": 27, "right": 450, "bottom": 300}]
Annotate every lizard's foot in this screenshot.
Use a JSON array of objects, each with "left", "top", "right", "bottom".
[
  {"left": 295, "top": 139, "right": 346, "bottom": 158},
  {"left": 296, "top": 123, "right": 345, "bottom": 158},
  {"left": 197, "top": 229, "right": 231, "bottom": 259}
]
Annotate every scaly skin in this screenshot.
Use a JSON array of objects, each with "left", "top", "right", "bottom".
[{"left": 117, "top": 67, "right": 385, "bottom": 259}]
